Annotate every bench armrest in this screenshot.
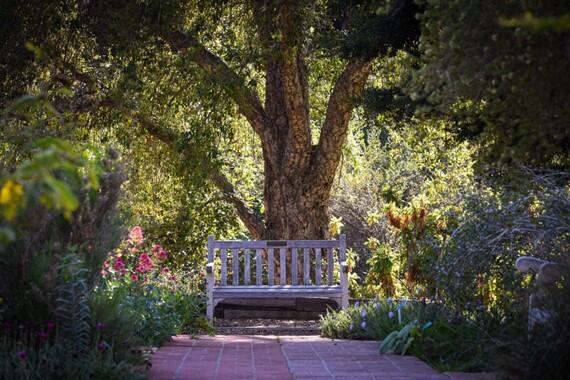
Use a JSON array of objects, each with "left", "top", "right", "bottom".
[
  {"left": 340, "top": 261, "right": 349, "bottom": 273},
  {"left": 516, "top": 256, "right": 548, "bottom": 273},
  {"left": 206, "top": 262, "right": 214, "bottom": 274}
]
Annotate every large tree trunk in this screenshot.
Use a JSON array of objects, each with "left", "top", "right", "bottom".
[{"left": 263, "top": 162, "right": 332, "bottom": 240}]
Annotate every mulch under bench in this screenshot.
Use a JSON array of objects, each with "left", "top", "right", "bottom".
[{"left": 215, "top": 318, "right": 320, "bottom": 336}]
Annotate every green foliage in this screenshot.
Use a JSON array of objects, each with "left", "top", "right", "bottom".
[
  {"left": 409, "top": 0, "right": 570, "bottom": 167},
  {"left": 435, "top": 169, "right": 570, "bottom": 315},
  {"left": 0, "top": 342, "right": 144, "bottom": 380},
  {"left": 320, "top": 299, "right": 414, "bottom": 340},
  {"left": 321, "top": 299, "right": 504, "bottom": 371},
  {"left": 55, "top": 254, "right": 92, "bottom": 353},
  {"left": 379, "top": 320, "right": 432, "bottom": 355},
  {"left": 334, "top": 115, "right": 475, "bottom": 298},
  {"left": 0, "top": 135, "right": 100, "bottom": 223},
  {"left": 498, "top": 263, "right": 570, "bottom": 380}
]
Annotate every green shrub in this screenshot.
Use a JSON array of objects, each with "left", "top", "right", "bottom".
[
  {"left": 498, "top": 261, "right": 570, "bottom": 380},
  {"left": 321, "top": 299, "right": 506, "bottom": 372},
  {"left": 379, "top": 320, "right": 432, "bottom": 355},
  {"left": 320, "top": 299, "right": 417, "bottom": 340},
  {"left": 0, "top": 342, "right": 144, "bottom": 380}
]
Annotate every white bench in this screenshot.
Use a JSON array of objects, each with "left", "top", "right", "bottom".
[{"left": 205, "top": 234, "right": 349, "bottom": 321}]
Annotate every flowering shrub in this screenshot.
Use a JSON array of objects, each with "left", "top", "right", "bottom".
[
  {"left": 320, "top": 299, "right": 415, "bottom": 340},
  {"left": 99, "top": 226, "right": 210, "bottom": 345},
  {"left": 102, "top": 226, "right": 176, "bottom": 287}
]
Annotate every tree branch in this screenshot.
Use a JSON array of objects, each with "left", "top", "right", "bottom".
[
  {"left": 209, "top": 171, "right": 265, "bottom": 239},
  {"left": 312, "top": 59, "right": 373, "bottom": 190},
  {"left": 277, "top": 3, "right": 312, "bottom": 172},
  {"left": 164, "top": 31, "right": 268, "bottom": 139}
]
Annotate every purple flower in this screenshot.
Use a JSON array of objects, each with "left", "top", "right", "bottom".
[
  {"left": 354, "top": 301, "right": 360, "bottom": 308},
  {"left": 360, "top": 321, "right": 367, "bottom": 329},
  {"left": 349, "top": 322, "right": 354, "bottom": 331},
  {"left": 388, "top": 311, "right": 395, "bottom": 319},
  {"left": 373, "top": 302, "right": 380, "bottom": 310},
  {"left": 46, "top": 322, "right": 55, "bottom": 331},
  {"left": 96, "top": 322, "right": 107, "bottom": 330},
  {"left": 97, "top": 342, "right": 106, "bottom": 351},
  {"left": 360, "top": 309, "right": 367, "bottom": 318},
  {"left": 37, "top": 331, "right": 48, "bottom": 339},
  {"left": 17, "top": 351, "right": 28, "bottom": 360}
]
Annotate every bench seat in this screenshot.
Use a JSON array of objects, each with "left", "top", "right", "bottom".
[{"left": 213, "top": 285, "right": 342, "bottom": 299}]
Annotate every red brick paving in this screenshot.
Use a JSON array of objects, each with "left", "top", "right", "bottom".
[
  {"left": 148, "top": 335, "right": 291, "bottom": 380},
  {"left": 280, "top": 336, "right": 448, "bottom": 379},
  {"left": 148, "top": 335, "right": 496, "bottom": 380}
]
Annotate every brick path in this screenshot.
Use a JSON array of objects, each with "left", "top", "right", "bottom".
[
  {"left": 148, "top": 335, "right": 495, "bottom": 380},
  {"left": 149, "top": 335, "right": 290, "bottom": 380}
]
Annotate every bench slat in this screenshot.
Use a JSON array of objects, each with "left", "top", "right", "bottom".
[
  {"left": 221, "top": 248, "right": 227, "bottom": 286},
  {"left": 291, "top": 248, "right": 298, "bottom": 285},
  {"left": 213, "top": 285, "right": 342, "bottom": 299},
  {"left": 303, "top": 248, "right": 310, "bottom": 285},
  {"left": 244, "top": 249, "right": 251, "bottom": 285},
  {"left": 232, "top": 249, "right": 239, "bottom": 285},
  {"left": 315, "top": 248, "right": 322, "bottom": 285},
  {"left": 268, "top": 249, "right": 274, "bottom": 285},
  {"left": 214, "top": 240, "right": 340, "bottom": 249},
  {"left": 327, "top": 248, "right": 334, "bottom": 285},
  {"left": 280, "top": 248, "right": 286, "bottom": 285},
  {"left": 255, "top": 249, "right": 262, "bottom": 285}
]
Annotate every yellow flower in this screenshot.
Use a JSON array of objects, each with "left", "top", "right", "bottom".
[
  {"left": 0, "top": 179, "right": 23, "bottom": 205},
  {"left": 0, "top": 179, "right": 24, "bottom": 220}
]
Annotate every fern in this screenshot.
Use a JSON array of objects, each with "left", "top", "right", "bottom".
[{"left": 55, "top": 254, "right": 92, "bottom": 354}]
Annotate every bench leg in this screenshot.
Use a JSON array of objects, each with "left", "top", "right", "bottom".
[
  {"left": 206, "top": 272, "right": 214, "bottom": 322},
  {"left": 207, "top": 301, "right": 213, "bottom": 322}
]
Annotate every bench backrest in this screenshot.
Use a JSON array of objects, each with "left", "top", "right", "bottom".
[{"left": 207, "top": 234, "right": 346, "bottom": 286}]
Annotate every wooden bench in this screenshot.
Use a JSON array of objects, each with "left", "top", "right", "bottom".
[{"left": 205, "top": 234, "right": 349, "bottom": 321}]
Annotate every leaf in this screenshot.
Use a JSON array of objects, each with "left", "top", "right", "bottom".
[
  {"left": 3, "top": 94, "right": 42, "bottom": 114},
  {"left": 401, "top": 337, "right": 415, "bottom": 355},
  {"left": 44, "top": 176, "right": 80, "bottom": 216}
]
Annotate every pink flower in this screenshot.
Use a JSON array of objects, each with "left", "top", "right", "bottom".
[
  {"left": 152, "top": 244, "right": 168, "bottom": 261},
  {"left": 130, "top": 247, "right": 140, "bottom": 254},
  {"left": 160, "top": 267, "right": 170, "bottom": 275},
  {"left": 113, "top": 257, "right": 125, "bottom": 271},
  {"left": 128, "top": 226, "right": 144, "bottom": 245},
  {"left": 131, "top": 273, "right": 139, "bottom": 281},
  {"left": 17, "top": 351, "right": 27, "bottom": 360},
  {"left": 136, "top": 253, "right": 154, "bottom": 273},
  {"left": 170, "top": 275, "right": 177, "bottom": 282}
]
